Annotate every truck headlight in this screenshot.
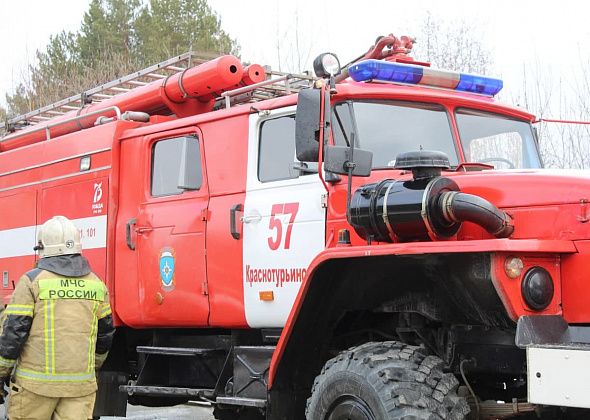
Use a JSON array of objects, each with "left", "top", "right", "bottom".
[{"left": 521, "top": 267, "right": 554, "bottom": 311}]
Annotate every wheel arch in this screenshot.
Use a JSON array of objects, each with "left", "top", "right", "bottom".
[{"left": 267, "top": 247, "right": 512, "bottom": 418}]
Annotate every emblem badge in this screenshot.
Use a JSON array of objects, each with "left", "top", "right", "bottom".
[
  {"left": 159, "top": 247, "right": 175, "bottom": 291},
  {"left": 93, "top": 182, "right": 103, "bottom": 203}
]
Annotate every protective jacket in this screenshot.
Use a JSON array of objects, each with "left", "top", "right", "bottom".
[{"left": 0, "top": 255, "right": 114, "bottom": 398}]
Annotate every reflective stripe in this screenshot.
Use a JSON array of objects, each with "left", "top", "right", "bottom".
[
  {"left": 15, "top": 368, "right": 95, "bottom": 382},
  {"left": 39, "top": 278, "right": 105, "bottom": 301},
  {"left": 4, "top": 304, "right": 34, "bottom": 317},
  {"left": 44, "top": 301, "right": 49, "bottom": 371},
  {"left": 87, "top": 301, "right": 98, "bottom": 373},
  {"left": 50, "top": 300, "right": 55, "bottom": 374},
  {"left": 43, "top": 300, "right": 55, "bottom": 374},
  {"left": 0, "top": 356, "right": 15, "bottom": 368},
  {"left": 99, "top": 305, "right": 112, "bottom": 319}
]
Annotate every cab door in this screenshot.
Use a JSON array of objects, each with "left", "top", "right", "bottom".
[
  {"left": 135, "top": 131, "right": 209, "bottom": 326},
  {"left": 242, "top": 108, "right": 327, "bottom": 328}
]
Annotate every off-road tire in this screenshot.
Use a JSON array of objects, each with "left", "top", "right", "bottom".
[
  {"left": 213, "top": 406, "right": 264, "bottom": 420},
  {"left": 306, "top": 341, "right": 470, "bottom": 420}
]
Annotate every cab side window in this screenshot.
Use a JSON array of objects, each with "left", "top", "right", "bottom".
[
  {"left": 258, "top": 115, "right": 317, "bottom": 182},
  {"left": 151, "top": 136, "right": 202, "bottom": 196}
]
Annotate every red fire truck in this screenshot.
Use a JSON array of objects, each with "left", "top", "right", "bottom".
[{"left": 1, "top": 35, "right": 589, "bottom": 419}]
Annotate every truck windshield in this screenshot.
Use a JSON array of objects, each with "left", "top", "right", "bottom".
[
  {"left": 332, "top": 101, "right": 542, "bottom": 170},
  {"left": 332, "top": 101, "right": 459, "bottom": 168},
  {"left": 455, "top": 108, "right": 542, "bottom": 169}
]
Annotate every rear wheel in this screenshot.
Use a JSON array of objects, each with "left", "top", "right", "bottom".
[{"left": 306, "top": 341, "right": 470, "bottom": 420}]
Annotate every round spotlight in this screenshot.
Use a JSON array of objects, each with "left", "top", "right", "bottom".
[
  {"left": 521, "top": 267, "right": 554, "bottom": 311},
  {"left": 504, "top": 257, "right": 524, "bottom": 279},
  {"left": 313, "top": 53, "right": 341, "bottom": 78}
]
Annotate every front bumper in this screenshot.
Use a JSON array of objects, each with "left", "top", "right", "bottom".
[{"left": 517, "top": 315, "right": 590, "bottom": 408}]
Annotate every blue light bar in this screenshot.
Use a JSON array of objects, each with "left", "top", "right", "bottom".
[
  {"left": 348, "top": 59, "right": 503, "bottom": 96},
  {"left": 348, "top": 59, "right": 423, "bottom": 84},
  {"left": 456, "top": 73, "right": 503, "bottom": 96}
]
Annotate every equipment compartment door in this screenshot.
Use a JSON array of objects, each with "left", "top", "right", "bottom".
[
  {"left": 135, "top": 132, "right": 210, "bottom": 327},
  {"left": 243, "top": 110, "right": 327, "bottom": 328},
  {"left": 0, "top": 190, "right": 37, "bottom": 303}
]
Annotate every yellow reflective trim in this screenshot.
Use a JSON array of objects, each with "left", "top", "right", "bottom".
[
  {"left": 99, "top": 305, "right": 112, "bottom": 319},
  {"left": 6, "top": 304, "right": 33, "bottom": 310},
  {"left": 15, "top": 368, "right": 95, "bottom": 382},
  {"left": 0, "top": 356, "right": 15, "bottom": 368},
  {"left": 88, "top": 301, "right": 98, "bottom": 373},
  {"left": 38, "top": 278, "right": 105, "bottom": 301},
  {"left": 44, "top": 300, "right": 49, "bottom": 373},
  {"left": 5, "top": 304, "right": 33, "bottom": 317},
  {"left": 4, "top": 310, "right": 33, "bottom": 316},
  {"left": 50, "top": 300, "right": 55, "bottom": 374},
  {"left": 42, "top": 300, "right": 55, "bottom": 374}
]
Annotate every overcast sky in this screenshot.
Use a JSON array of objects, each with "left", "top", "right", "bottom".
[{"left": 1, "top": 0, "right": 589, "bottom": 113}]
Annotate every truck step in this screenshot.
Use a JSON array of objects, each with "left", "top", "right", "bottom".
[
  {"left": 136, "top": 346, "right": 223, "bottom": 356},
  {"left": 120, "top": 384, "right": 214, "bottom": 399},
  {"left": 216, "top": 396, "right": 267, "bottom": 408}
]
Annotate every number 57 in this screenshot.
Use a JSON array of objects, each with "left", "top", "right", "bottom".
[{"left": 268, "top": 202, "right": 300, "bottom": 250}]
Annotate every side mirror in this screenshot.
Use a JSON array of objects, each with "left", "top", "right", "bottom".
[
  {"left": 295, "top": 89, "right": 330, "bottom": 161},
  {"left": 324, "top": 145, "right": 372, "bottom": 177},
  {"left": 177, "top": 137, "right": 202, "bottom": 190}
]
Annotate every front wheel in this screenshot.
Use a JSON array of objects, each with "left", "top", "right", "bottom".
[{"left": 306, "top": 341, "right": 470, "bottom": 420}]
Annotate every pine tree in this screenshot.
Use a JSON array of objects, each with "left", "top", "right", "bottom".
[
  {"left": 135, "top": 0, "right": 237, "bottom": 65},
  {"left": 5, "top": 0, "right": 238, "bottom": 116}
]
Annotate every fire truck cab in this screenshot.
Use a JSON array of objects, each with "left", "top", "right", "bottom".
[{"left": 2, "top": 36, "right": 590, "bottom": 419}]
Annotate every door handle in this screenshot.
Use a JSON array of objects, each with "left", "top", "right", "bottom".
[
  {"left": 136, "top": 226, "right": 153, "bottom": 234},
  {"left": 241, "top": 214, "right": 262, "bottom": 224},
  {"left": 230, "top": 204, "right": 243, "bottom": 240},
  {"left": 126, "top": 218, "right": 136, "bottom": 250}
]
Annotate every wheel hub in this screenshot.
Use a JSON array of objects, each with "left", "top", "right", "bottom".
[{"left": 326, "top": 395, "right": 376, "bottom": 420}]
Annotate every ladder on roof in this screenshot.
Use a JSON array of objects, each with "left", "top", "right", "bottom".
[
  {"left": 1, "top": 52, "right": 317, "bottom": 136},
  {"left": 0, "top": 52, "right": 215, "bottom": 134}
]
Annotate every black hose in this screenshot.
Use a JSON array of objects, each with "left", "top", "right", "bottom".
[{"left": 438, "top": 191, "right": 514, "bottom": 238}]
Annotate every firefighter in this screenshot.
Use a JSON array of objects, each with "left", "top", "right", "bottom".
[{"left": 0, "top": 215, "right": 114, "bottom": 420}]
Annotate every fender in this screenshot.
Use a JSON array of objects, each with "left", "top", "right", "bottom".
[
  {"left": 269, "top": 237, "right": 575, "bottom": 387},
  {"left": 266, "top": 238, "right": 575, "bottom": 417}
]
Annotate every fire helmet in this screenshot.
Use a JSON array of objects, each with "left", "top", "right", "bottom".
[{"left": 35, "top": 216, "right": 82, "bottom": 258}]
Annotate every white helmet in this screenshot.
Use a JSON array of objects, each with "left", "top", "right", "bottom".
[{"left": 35, "top": 216, "right": 82, "bottom": 258}]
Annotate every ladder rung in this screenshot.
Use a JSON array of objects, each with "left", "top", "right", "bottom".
[
  {"left": 166, "top": 65, "right": 185, "bottom": 71},
  {"left": 147, "top": 73, "right": 167, "bottom": 79},
  {"left": 128, "top": 80, "right": 148, "bottom": 86},
  {"left": 61, "top": 105, "right": 80, "bottom": 110},
  {"left": 46, "top": 110, "right": 65, "bottom": 115},
  {"left": 108, "top": 87, "right": 131, "bottom": 93},
  {"left": 92, "top": 93, "right": 113, "bottom": 99}
]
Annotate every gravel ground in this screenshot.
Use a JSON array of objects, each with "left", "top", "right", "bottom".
[
  {"left": 105, "top": 402, "right": 214, "bottom": 419},
  {"left": 0, "top": 402, "right": 215, "bottom": 420}
]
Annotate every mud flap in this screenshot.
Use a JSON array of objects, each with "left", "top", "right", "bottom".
[{"left": 93, "top": 371, "right": 128, "bottom": 417}]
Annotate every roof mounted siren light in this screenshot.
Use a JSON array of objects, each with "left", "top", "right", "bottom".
[{"left": 348, "top": 59, "right": 503, "bottom": 96}]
